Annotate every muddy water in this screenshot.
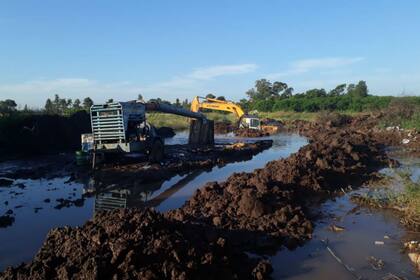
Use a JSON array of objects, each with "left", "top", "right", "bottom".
[
  {"left": 0, "top": 132, "right": 306, "bottom": 270},
  {"left": 1, "top": 133, "right": 419, "bottom": 279},
  {"left": 272, "top": 155, "right": 420, "bottom": 279}
]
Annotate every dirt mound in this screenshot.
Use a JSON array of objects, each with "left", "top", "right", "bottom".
[
  {"left": 89, "top": 140, "right": 273, "bottom": 193},
  {"left": 214, "top": 121, "right": 234, "bottom": 134},
  {"left": 286, "top": 117, "right": 419, "bottom": 150},
  {"left": 234, "top": 128, "right": 268, "bottom": 138},
  {"left": 157, "top": 127, "right": 176, "bottom": 138},
  {"left": 0, "top": 208, "right": 271, "bottom": 280},
  {"left": 167, "top": 129, "right": 393, "bottom": 251}
]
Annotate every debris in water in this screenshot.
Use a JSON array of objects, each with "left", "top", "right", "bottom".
[
  {"left": 329, "top": 224, "right": 345, "bottom": 232},
  {"left": 367, "top": 256, "right": 385, "bottom": 270},
  {"left": 375, "top": 241, "right": 385, "bottom": 245},
  {"left": 0, "top": 215, "right": 15, "bottom": 228}
]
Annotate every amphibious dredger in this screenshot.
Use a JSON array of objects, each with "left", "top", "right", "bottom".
[{"left": 81, "top": 100, "right": 211, "bottom": 166}]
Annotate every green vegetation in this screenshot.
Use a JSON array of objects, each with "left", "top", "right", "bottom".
[
  {"left": 242, "top": 79, "right": 399, "bottom": 112},
  {"left": 146, "top": 113, "right": 190, "bottom": 130},
  {"left": 379, "top": 97, "right": 420, "bottom": 130},
  {"left": 355, "top": 171, "right": 420, "bottom": 228},
  {"left": 147, "top": 111, "right": 236, "bottom": 130},
  {"left": 0, "top": 99, "right": 17, "bottom": 116}
]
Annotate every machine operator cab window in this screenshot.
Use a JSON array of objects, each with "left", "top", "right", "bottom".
[{"left": 249, "top": 118, "right": 261, "bottom": 130}]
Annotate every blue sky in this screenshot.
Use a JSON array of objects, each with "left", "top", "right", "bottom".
[{"left": 1, "top": 0, "right": 419, "bottom": 107}]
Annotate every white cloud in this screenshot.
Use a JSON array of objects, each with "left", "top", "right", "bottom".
[
  {"left": 187, "top": 64, "right": 258, "bottom": 80},
  {"left": 267, "top": 57, "right": 364, "bottom": 78},
  {"left": 0, "top": 63, "right": 258, "bottom": 107}
]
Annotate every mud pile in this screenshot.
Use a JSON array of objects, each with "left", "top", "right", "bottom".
[
  {"left": 214, "top": 121, "right": 234, "bottom": 134},
  {"left": 234, "top": 128, "right": 268, "bottom": 138},
  {"left": 90, "top": 140, "right": 273, "bottom": 193},
  {"left": 287, "top": 116, "right": 419, "bottom": 150},
  {"left": 168, "top": 129, "right": 393, "bottom": 250},
  {"left": 0, "top": 208, "right": 271, "bottom": 280}
]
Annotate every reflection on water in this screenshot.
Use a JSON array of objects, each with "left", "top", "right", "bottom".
[
  {"left": 0, "top": 132, "right": 306, "bottom": 270},
  {"left": 92, "top": 133, "right": 308, "bottom": 213}
]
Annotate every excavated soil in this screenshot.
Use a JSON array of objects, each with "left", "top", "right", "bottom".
[
  {"left": 0, "top": 208, "right": 271, "bottom": 280},
  {"left": 286, "top": 114, "right": 419, "bottom": 150},
  {"left": 234, "top": 128, "right": 269, "bottom": 138},
  {"left": 214, "top": 121, "right": 235, "bottom": 134},
  {"left": 167, "top": 128, "right": 395, "bottom": 252},
  {"left": 89, "top": 141, "right": 273, "bottom": 193},
  {"left": 1, "top": 116, "right": 406, "bottom": 279}
]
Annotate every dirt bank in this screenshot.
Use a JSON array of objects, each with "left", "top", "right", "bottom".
[
  {"left": 167, "top": 128, "right": 395, "bottom": 252},
  {"left": 234, "top": 128, "right": 269, "bottom": 138},
  {"left": 0, "top": 208, "right": 271, "bottom": 280},
  {"left": 86, "top": 140, "right": 273, "bottom": 194},
  {"left": 0, "top": 120, "right": 401, "bottom": 279},
  {"left": 286, "top": 114, "right": 419, "bottom": 150}
]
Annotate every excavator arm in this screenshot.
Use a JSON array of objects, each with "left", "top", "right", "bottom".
[
  {"left": 191, "top": 96, "right": 246, "bottom": 118},
  {"left": 191, "top": 96, "right": 260, "bottom": 130}
]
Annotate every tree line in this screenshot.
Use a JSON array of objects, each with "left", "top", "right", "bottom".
[{"left": 239, "top": 79, "right": 402, "bottom": 112}]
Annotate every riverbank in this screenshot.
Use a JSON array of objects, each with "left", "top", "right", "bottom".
[{"left": 3, "top": 116, "right": 418, "bottom": 279}]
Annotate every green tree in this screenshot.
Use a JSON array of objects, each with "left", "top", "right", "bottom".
[
  {"left": 137, "top": 93, "right": 143, "bottom": 100},
  {"left": 73, "top": 99, "right": 81, "bottom": 109},
  {"left": 107, "top": 98, "right": 114, "bottom": 103},
  {"left": 83, "top": 97, "right": 94, "bottom": 109},
  {"left": 328, "top": 84, "right": 347, "bottom": 96},
  {"left": 280, "top": 87, "right": 294, "bottom": 99},
  {"left": 216, "top": 96, "right": 226, "bottom": 101},
  {"left": 205, "top": 93, "right": 216, "bottom": 99},
  {"left": 351, "top": 80, "right": 368, "bottom": 98},
  {"left": 246, "top": 79, "right": 289, "bottom": 100},
  {"left": 0, "top": 99, "right": 17, "bottom": 116},
  {"left": 175, "top": 98, "right": 181, "bottom": 107},
  {"left": 45, "top": 98, "right": 55, "bottom": 114}
]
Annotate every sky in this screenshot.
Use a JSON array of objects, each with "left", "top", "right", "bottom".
[{"left": 0, "top": 0, "right": 419, "bottom": 108}]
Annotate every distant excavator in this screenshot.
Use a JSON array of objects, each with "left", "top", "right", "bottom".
[{"left": 191, "top": 96, "right": 261, "bottom": 130}]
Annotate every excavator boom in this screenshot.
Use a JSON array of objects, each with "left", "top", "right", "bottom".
[{"left": 191, "top": 96, "right": 260, "bottom": 130}]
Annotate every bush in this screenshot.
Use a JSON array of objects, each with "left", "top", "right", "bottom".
[{"left": 0, "top": 111, "right": 91, "bottom": 157}]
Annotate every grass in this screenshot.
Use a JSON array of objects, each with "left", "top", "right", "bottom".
[
  {"left": 146, "top": 112, "right": 236, "bottom": 131},
  {"left": 379, "top": 111, "right": 420, "bottom": 130},
  {"left": 147, "top": 108, "right": 420, "bottom": 131},
  {"left": 353, "top": 171, "right": 420, "bottom": 229}
]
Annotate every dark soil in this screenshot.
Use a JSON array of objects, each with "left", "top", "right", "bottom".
[
  {"left": 234, "top": 128, "right": 268, "bottom": 138},
  {"left": 167, "top": 128, "right": 394, "bottom": 252},
  {"left": 0, "top": 208, "right": 271, "bottom": 280},
  {"left": 1, "top": 115, "right": 408, "bottom": 279},
  {"left": 89, "top": 140, "right": 273, "bottom": 193},
  {"left": 214, "top": 121, "right": 235, "bottom": 134},
  {"left": 0, "top": 215, "right": 15, "bottom": 228}
]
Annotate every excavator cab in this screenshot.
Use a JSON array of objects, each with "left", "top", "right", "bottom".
[{"left": 241, "top": 116, "right": 261, "bottom": 130}]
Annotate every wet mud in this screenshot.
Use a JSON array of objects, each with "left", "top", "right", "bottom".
[
  {"left": 234, "top": 128, "right": 269, "bottom": 138},
  {"left": 0, "top": 208, "right": 271, "bottom": 280},
  {"left": 88, "top": 140, "right": 273, "bottom": 194},
  {"left": 167, "top": 128, "right": 395, "bottom": 253},
  {"left": 1, "top": 115, "right": 419, "bottom": 279}
]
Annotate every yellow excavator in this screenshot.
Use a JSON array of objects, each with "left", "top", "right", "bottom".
[{"left": 191, "top": 96, "right": 261, "bottom": 130}]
